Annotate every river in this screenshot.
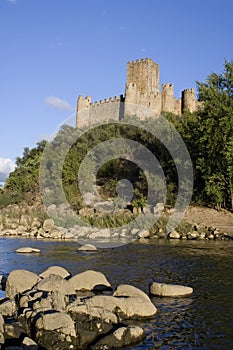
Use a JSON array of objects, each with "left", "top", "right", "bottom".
[{"left": 0, "top": 237, "right": 232, "bottom": 349}]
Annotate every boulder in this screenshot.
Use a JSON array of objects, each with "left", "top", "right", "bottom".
[
  {"left": 39, "top": 266, "right": 71, "bottom": 279},
  {"left": 149, "top": 282, "right": 193, "bottom": 297},
  {"left": 0, "top": 298, "right": 17, "bottom": 316},
  {"left": 35, "top": 312, "right": 76, "bottom": 350},
  {"left": 168, "top": 230, "right": 180, "bottom": 239},
  {"left": 85, "top": 294, "right": 157, "bottom": 319},
  {"left": 32, "top": 291, "right": 66, "bottom": 313},
  {"left": 42, "top": 218, "right": 55, "bottom": 233},
  {"left": 77, "top": 244, "right": 97, "bottom": 251},
  {"left": 35, "top": 274, "right": 68, "bottom": 294},
  {"left": 68, "top": 303, "right": 118, "bottom": 338},
  {"left": 67, "top": 270, "right": 111, "bottom": 293},
  {"left": 92, "top": 325, "right": 145, "bottom": 349},
  {"left": 6, "top": 270, "right": 40, "bottom": 300},
  {"left": 15, "top": 247, "right": 41, "bottom": 254},
  {"left": 113, "top": 284, "right": 150, "bottom": 301}
]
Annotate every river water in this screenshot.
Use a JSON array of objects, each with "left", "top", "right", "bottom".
[{"left": 0, "top": 237, "right": 232, "bottom": 349}]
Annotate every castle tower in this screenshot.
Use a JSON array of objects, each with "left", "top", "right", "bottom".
[
  {"left": 162, "top": 83, "right": 174, "bottom": 112},
  {"left": 125, "top": 58, "right": 159, "bottom": 96},
  {"left": 182, "top": 88, "right": 197, "bottom": 113},
  {"left": 76, "top": 96, "right": 91, "bottom": 128},
  {"left": 124, "top": 58, "right": 161, "bottom": 118}
]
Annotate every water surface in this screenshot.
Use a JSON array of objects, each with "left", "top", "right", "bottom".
[{"left": 0, "top": 237, "right": 232, "bottom": 349}]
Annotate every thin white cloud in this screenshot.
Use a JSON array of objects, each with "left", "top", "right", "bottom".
[
  {"left": 45, "top": 96, "right": 73, "bottom": 112},
  {"left": 7, "top": 0, "right": 17, "bottom": 3},
  {"left": 0, "top": 158, "right": 16, "bottom": 181}
]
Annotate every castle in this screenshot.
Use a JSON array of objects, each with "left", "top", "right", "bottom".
[{"left": 76, "top": 58, "right": 198, "bottom": 128}]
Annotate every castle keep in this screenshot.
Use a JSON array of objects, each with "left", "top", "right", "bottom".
[{"left": 76, "top": 58, "right": 198, "bottom": 128}]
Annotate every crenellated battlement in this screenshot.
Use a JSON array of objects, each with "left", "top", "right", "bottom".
[{"left": 76, "top": 58, "right": 198, "bottom": 127}]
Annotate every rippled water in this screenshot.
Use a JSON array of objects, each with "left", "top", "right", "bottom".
[{"left": 0, "top": 237, "right": 233, "bottom": 349}]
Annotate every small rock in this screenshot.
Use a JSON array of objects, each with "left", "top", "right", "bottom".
[
  {"left": 168, "top": 230, "right": 180, "bottom": 239},
  {"left": 137, "top": 229, "right": 150, "bottom": 238},
  {"left": 149, "top": 282, "right": 193, "bottom": 297},
  {"left": 187, "top": 231, "right": 199, "bottom": 240},
  {"left": 77, "top": 244, "right": 97, "bottom": 251},
  {"left": 15, "top": 247, "right": 41, "bottom": 254},
  {"left": 21, "top": 336, "right": 39, "bottom": 349}
]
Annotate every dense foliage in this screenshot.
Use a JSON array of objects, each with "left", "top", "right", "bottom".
[{"left": 0, "top": 60, "right": 232, "bottom": 211}]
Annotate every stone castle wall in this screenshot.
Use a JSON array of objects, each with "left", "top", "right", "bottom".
[{"left": 76, "top": 58, "right": 198, "bottom": 128}]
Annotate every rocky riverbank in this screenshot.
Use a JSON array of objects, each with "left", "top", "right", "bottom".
[
  {"left": 0, "top": 203, "right": 232, "bottom": 242},
  {"left": 0, "top": 266, "right": 192, "bottom": 349}
]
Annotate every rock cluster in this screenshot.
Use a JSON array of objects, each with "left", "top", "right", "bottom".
[
  {"left": 165, "top": 225, "right": 233, "bottom": 241},
  {"left": 0, "top": 267, "right": 157, "bottom": 349}
]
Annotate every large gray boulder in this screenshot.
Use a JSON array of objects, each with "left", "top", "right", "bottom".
[
  {"left": 6, "top": 270, "right": 40, "bottom": 300},
  {"left": 39, "top": 266, "right": 71, "bottom": 279},
  {"left": 149, "top": 282, "right": 193, "bottom": 297},
  {"left": 92, "top": 325, "right": 145, "bottom": 349},
  {"left": 67, "top": 270, "right": 111, "bottom": 293},
  {"left": 35, "top": 312, "right": 76, "bottom": 350},
  {"left": 85, "top": 294, "right": 157, "bottom": 319}
]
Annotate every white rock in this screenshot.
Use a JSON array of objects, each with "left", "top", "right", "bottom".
[
  {"left": 168, "top": 230, "right": 180, "bottom": 239},
  {"left": 15, "top": 247, "right": 41, "bottom": 254},
  {"left": 77, "top": 244, "right": 97, "bottom": 251},
  {"left": 149, "top": 282, "right": 193, "bottom": 297}
]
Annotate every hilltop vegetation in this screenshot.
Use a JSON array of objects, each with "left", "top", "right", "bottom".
[{"left": 0, "top": 60, "right": 232, "bottom": 212}]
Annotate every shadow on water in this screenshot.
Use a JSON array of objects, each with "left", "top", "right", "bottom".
[{"left": 0, "top": 237, "right": 233, "bottom": 349}]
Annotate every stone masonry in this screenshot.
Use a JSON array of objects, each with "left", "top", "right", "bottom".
[{"left": 76, "top": 58, "right": 199, "bottom": 128}]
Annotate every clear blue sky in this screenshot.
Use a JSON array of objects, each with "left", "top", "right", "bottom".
[{"left": 0, "top": 0, "right": 233, "bottom": 178}]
